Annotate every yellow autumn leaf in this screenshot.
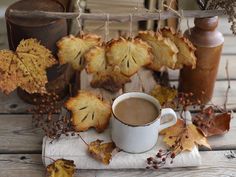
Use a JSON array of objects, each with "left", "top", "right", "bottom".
[
  {"left": 160, "top": 119, "right": 211, "bottom": 153},
  {"left": 88, "top": 139, "right": 116, "bottom": 165},
  {"left": 150, "top": 84, "right": 177, "bottom": 107},
  {"left": 0, "top": 39, "right": 57, "bottom": 94},
  {"left": 47, "top": 159, "right": 76, "bottom": 177}
]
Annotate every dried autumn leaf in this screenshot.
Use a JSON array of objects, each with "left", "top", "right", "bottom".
[
  {"left": 91, "top": 69, "right": 131, "bottom": 92},
  {"left": 57, "top": 34, "right": 101, "bottom": 70},
  {"left": 138, "top": 31, "right": 178, "bottom": 71},
  {"left": 47, "top": 159, "right": 76, "bottom": 177},
  {"left": 65, "top": 91, "right": 111, "bottom": 132},
  {"left": 160, "top": 119, "right": 211, "bottom": 152},
  {"left": 161, "top": 27, "right": 197, "bottom": 69},
  {"left": 0, "top": 39, "right": 57, "bottom": 94},
  {"left": 106, "top": 37, "right": 153, "bottom": 76},
  {"left": 85, "top": 45, "right": 107, "bottom": 74},
  {"left": 150, "top": 84, "right": 177, "bottom": 107},
  {"left": 193, "top": 106, "right": 231, "bottom": 137},
  {"left": 88, "top": 139, "right": 116, "bottom": 165}
]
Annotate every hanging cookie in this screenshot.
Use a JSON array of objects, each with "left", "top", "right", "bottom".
[
  {"left": 57, "top": 34, "right": 102, "bottom": 70},
  {"left": 161, "top": 27, "right": 197, "bottom": 69},
  {"left": 138, "top": 30, "right": 179, "bottom": 71},
  {"left": 106, "top": 37, "right": 153, "bottom": 76}
]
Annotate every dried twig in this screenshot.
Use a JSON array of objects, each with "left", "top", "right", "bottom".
[
  {"left": 8, "top": 9, "right": 226, "bottom": 22},
  {"left": 224, "top": 60, "right": 231, "bottom": 111}
]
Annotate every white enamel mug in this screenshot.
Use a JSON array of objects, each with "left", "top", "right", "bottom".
[{"left": 111, "top": 92, "right": 177, "bottom": 153}]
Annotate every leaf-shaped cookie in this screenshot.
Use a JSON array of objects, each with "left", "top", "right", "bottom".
[
  {"left": 88, "top": 139, "right": 116, "bottom": 165},
  {"left": 0, "top": 39, "right": 57, "bottom": 94},
  {"left": 138, "top": 31, "right": 178, "bottom": 71},
  {"left": 161, "top": 27, "right": 197, "bottom": 69},
  {"left": 65, "top": 91, "right": 111, "bottom": 132},
  {"left": 47, "top": 159, "right": 76, "bottom": 177},
  {"left": 85, "top": 46, "right": 107, "bottom": 74},
  {"left": 57, "top": 34, "right": 101, "bottom": 70},
  {"left": 106, "top": 37, "right": 153, "bottom": 76},
  {"left": 91, "top": 69, "right": 131, "bottom": 92}
]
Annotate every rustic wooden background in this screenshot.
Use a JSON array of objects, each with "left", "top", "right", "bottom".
[{"left": 0, "top": 0, "right": 236, "bottom": 177}]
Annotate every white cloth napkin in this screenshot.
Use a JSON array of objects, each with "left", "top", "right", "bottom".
[{"left": 42, "top": 128, "right": 201, "bottom": 169}]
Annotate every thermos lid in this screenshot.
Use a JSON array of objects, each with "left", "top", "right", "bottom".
[{"left": 5, "top": 0, "right": 65, "bottom": 27}]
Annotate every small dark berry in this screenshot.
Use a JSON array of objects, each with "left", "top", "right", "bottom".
[
  {"left": 171, "top": 153, "right": 176, "bottom": 159},
  {"left": 153, "top": 160, "right": 158, "bottom": 165},
  {"left": 156, "top": 153, "right": 162, "bottom": 158},
  {"left": 153, "top": 165, "right": 159, "bottom": 169}
]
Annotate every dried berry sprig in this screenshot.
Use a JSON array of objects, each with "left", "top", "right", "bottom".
[
  {"left": 196, "top": 0, "right": 209, "bottom": 10},
  {"left": 146, "top": 89, "right": 204, "bottom": 169},
  {"left": 196, "top": 0, "right": 236, "bottom": 35},
  {"left": 146, "top": 149, "right": 176, "bottom": 169},
  {"left": 29, "top": 92, "right": 74, "bottom": 139},
  {"left": 207, "top": 0, "right": 236, "bottom": 35}
]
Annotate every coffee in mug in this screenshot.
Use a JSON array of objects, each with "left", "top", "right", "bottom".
[
  {"left": 111, "top": 92, "right": 177, "bottom": 153},
  {"left": 114, "top": 97, "right": 160, "bottom": 126}
]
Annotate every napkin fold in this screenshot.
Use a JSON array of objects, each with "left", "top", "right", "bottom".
[{"left": 42, "top": 128, "right": 201, "bottom": 169}]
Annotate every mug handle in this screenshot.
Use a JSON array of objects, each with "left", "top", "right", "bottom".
[{"left": 158, "top": 108, "right": 177, "bottom": 132}]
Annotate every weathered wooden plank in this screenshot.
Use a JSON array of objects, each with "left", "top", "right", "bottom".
[
  {"left": 0, "top": 91, "right": 31, "bottom": 114},
  {"left": 0, "top": 151, "right": 235, "bottom": 177},
  {"left": 211, "top": 81, "right": 236, "bottom": 110},
  {"left": 222, "top": 36, "right": 236, "bottom": 55},
  {"left": 168, "top": 55, "right": 236, "bottom": 81},
  {"left": 169, "top": 81, "right": 236, "bottom": 110},
  {"left": 0, "top": 114, "right": 43, "bottom": 153},
  {"left": 0, "top": 81, "right": 235, "bottom": 113},
  {"left": 0, "top": 154, "right": 44, "bottom": 177},
  {"left": 0, "top": 114, "right": 235, "bottom": 153}
]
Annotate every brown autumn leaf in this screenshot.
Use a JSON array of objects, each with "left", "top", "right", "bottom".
[
  {"left": 47, "top": 159, "right": 76, "bottom": 177},
  {"left": 150, "top": 84, "right": 177, "bottom": 107},
  {"left": 91, "top": 69, "right": 131, "bottom": 92},
  {"left": 160, "top": 119, "right": 211, "bottom": 153},
  {"left": 88, "top": 139, "right": 116, "bottom": 165},
  {"left": 193, "top": 106, "right": 231, "bottom": 137},
  {"left": 0, "top": 39, "right": 57, "bottom": 94}
]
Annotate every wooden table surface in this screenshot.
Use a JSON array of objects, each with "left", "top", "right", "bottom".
[{"left": 0, "top": 18, "right": 236, "bottom": 177}]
